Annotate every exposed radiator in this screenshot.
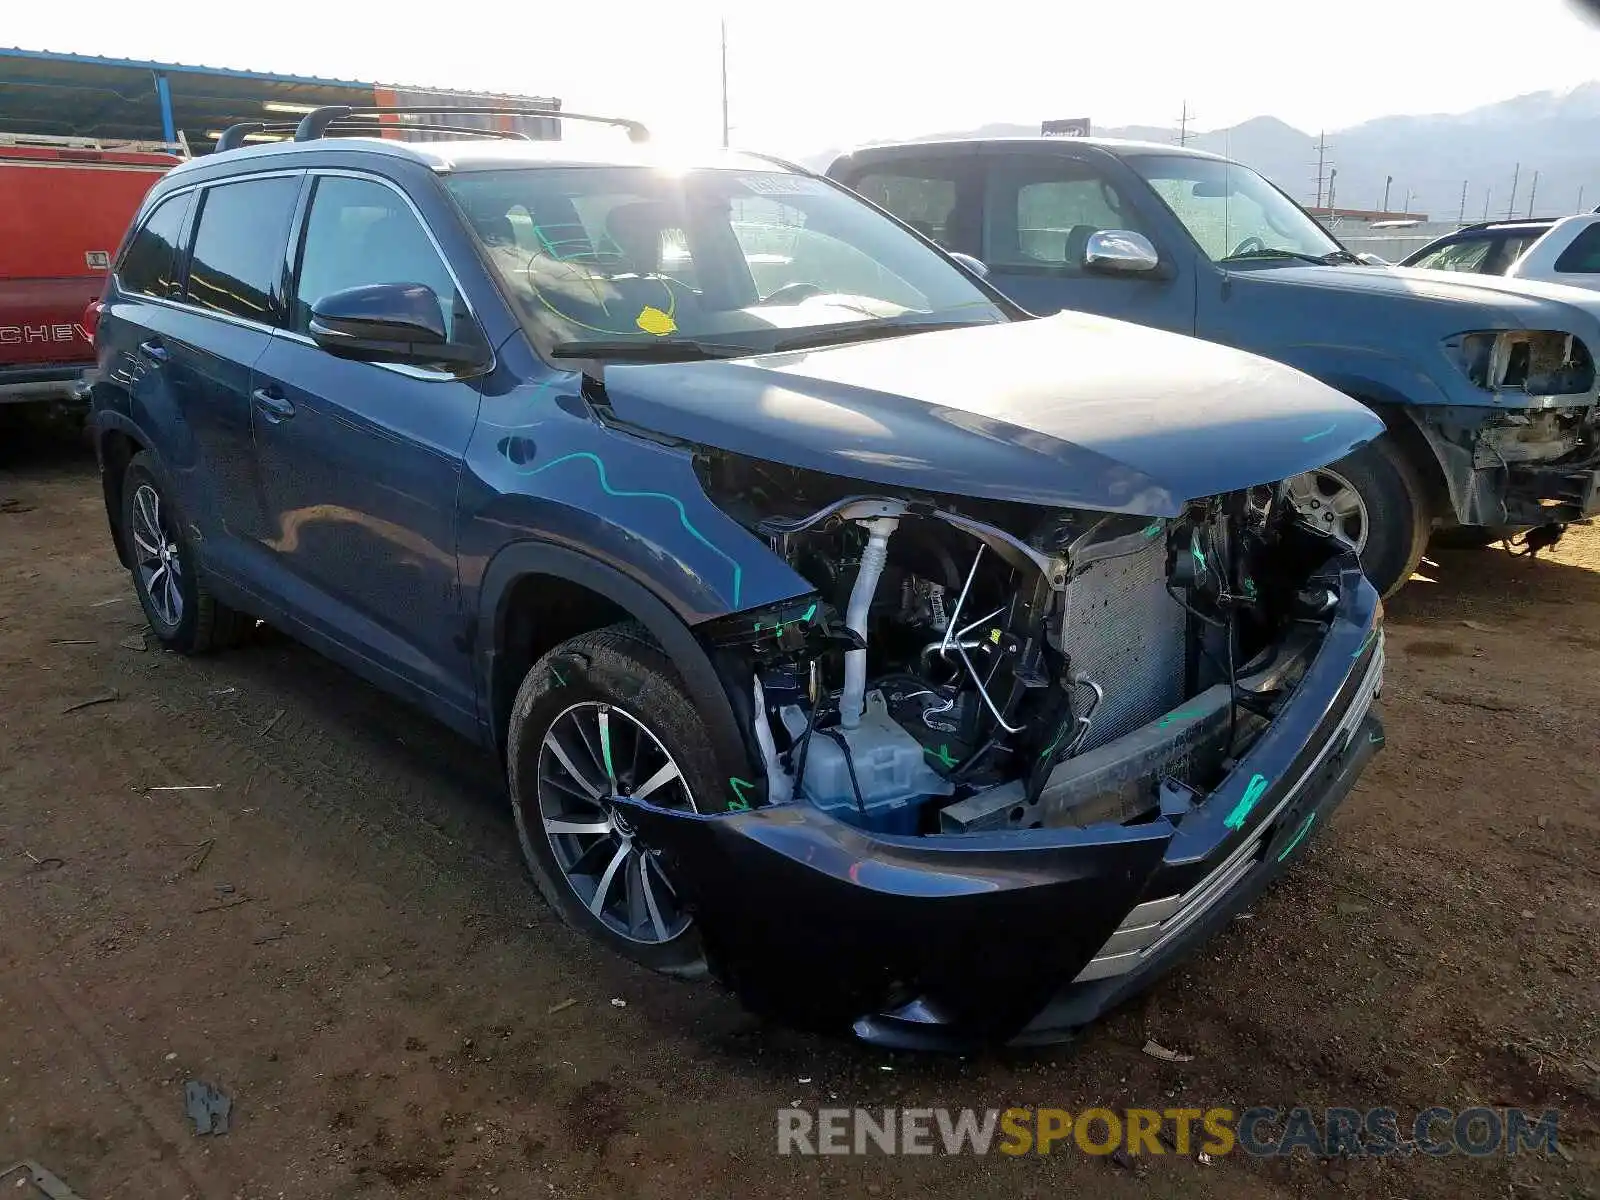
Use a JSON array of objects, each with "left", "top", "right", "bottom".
[{"left": 1058, "top": 531, "right": 1186, "bottom": 751}]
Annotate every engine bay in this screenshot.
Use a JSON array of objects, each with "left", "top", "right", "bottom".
[{"left": 698, "top": 456, "right": 1348, "bottom": 836}]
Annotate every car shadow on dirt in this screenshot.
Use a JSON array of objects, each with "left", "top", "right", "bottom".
[{"left": 1389, "top": 534, "right": 1600, "bottom": 626}]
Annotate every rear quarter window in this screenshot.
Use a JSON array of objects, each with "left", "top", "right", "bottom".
[{"left": 116, "top": 192, "right": 193, "bottom": 298}]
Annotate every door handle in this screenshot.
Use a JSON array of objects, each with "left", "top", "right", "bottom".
[
  {"left": 138, "top": 339, "right": 169, "bottom": 363},
  {"left": 251, "top": 388, "right": 296, "bottom": 421}
]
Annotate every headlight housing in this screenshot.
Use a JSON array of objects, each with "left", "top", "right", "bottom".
[{"left": 1449, "top": 330, "right": 1595, "bottom": 397}]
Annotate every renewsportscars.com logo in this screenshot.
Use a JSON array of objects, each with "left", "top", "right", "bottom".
[{"left": 776, "top": 1106, "right": 1564, "bottom": 1158}]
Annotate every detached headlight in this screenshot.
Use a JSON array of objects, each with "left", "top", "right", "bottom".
[{"left": 1450, "top": 330, "right": 1595, "bottom": 396}]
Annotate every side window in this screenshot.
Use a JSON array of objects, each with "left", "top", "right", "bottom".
[
  {"left": 1554, "top": 224, "right": 1600, "bottom": 273},
  {"left": 293, "top": 176, "right": 463, "bottom": 338},
  {"left": 116, "top": 192, "right": 192, "bottom": 298},
  {"left": 983, "top": 157, "right": 1147, "bottom": 271},
  {"left": 852, "top": 169, "right": 960, "bottom": 247},
  {"left": 186, "top": 176, "right": 300, "bottom": 323},
  {"left": 1410, "top": 238, "right": 1492, "bottom": 273}
]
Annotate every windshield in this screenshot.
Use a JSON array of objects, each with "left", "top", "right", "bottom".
[
  {"left": 445, "top": 167, "right": 1006, "bottom": 357},
  {"left": 1128, "top": 154, "right": 1344, "bottom": 264}
]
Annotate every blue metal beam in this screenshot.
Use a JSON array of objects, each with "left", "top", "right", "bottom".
[
  {"left": 0, "top": 46, "right": 376, "bottom": 89},
  {"left": 152, "top": 71, "right": 175, "bottom": 142}
]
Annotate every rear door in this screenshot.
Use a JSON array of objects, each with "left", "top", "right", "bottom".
[
  {"left": 842, "top": 156, "right": 983, "bottom": 256},
  {"left": 246, "top": 170, "right": 486, "bottom": 726},
  {"left": 974, "top": 150, "right": 1195, "bottom": 332}
]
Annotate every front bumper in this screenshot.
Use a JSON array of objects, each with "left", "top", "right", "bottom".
[{"left": 623, "top": 556, "right": 1385, "bottom": 1050}]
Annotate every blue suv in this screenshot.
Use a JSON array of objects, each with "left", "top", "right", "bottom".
[
  {"left": 90, "top": 107, "right": 1385, "bottom": 1048},
  {"left": 829, "top": 139, "right": 1600, "bottom": 593}
]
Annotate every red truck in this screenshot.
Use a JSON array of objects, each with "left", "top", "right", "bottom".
[{"left": 0, "top": 134, "right": 181, "bottom": 406}]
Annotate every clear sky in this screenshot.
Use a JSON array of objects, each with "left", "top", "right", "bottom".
[{"left": 10, "top": 0, "right": 1600, "bottom": 156}]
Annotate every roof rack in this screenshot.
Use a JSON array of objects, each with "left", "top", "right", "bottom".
[
  {"left": 215, "top": 120, "right": 533, "bottom": 151},
  {"left": 1453, "top": 217, "right": 1554, "bottom": 234},
  {"left": 299, "top": 104, "right": 645, "bottom": 143}
]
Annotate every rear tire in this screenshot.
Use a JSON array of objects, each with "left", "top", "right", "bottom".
[
  {"left": 120, "top": 451, "right": 248, "bottom": 654},
  {"left": 507, "top": 624, "right": 729, "bottom": 978},
  {"left": 1285, "top": 434, "right": 1429, "bottom": 598}
]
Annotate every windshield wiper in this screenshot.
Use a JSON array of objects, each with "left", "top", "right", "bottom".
[
  {"left": 548, "top": 338, "right": 754, "bottom": 363},
  {"left": 1218, "top": 247, "right": 1345, "bottom": 267},
  {"left": 767, "top": 318, "right": 994, "bottom": 354}
]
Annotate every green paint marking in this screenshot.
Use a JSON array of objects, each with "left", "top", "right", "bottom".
[
  {"left": 1243, "top": 577, "right": 1258, "bottom": 600},
  {"left": 1301, "top": 423, "right": 1338, "bottom": 443},
  {"left": 1224, "top": 773, "right": 1271, "bottom": 830},
  {"left": 599, "top": 715, "right": 615, "bottom": 782},
  {"left": 552, "top": 666, "right": 568, "bottom": 687},
  {"left": 511, "top": 451, "right": 744, "bottom": 607},
  {"left": 1156, "top": 708, "right": 1205, "bottom": 729},
  {"left": 1368, "top": 731, "right": 1384, "bottom": 745},
  {"left": 1353, "top": 625, "right": 1379, "bottom": 660},
  {"left": 727, "top": 777, "right": 755, "bottom": 811},
  {"left": 927, "top": 744, "right": 960, "bottom": 769},
  {"left": 1191, "top": 531, "right": 1207, "bottom": 575},
  {"left": 755, "top": 602, "right": 819, "bottom": 635},
  {"left": 1142, "top": 520, "right": 1163, "bottom": 539},
  {"left": 1276, "top": 812, "right": 1317, "bottom": 862}
]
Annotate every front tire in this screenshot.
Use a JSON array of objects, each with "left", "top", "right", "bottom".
[
  {"left": 507, "top": 624, "right": 727, "bottom": 978},
  {"left": 1283, "top": 435, "right": 1429, "bottom": 598},
  {"left": 120, "top": 451, "right": 247, "bottom": 654}
]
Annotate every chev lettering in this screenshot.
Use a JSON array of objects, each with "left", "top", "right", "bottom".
[{"left": 0, "top": 325, "right": 90, "bottom": 345}]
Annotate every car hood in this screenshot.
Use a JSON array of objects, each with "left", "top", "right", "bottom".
[
  {"left": 600, "top": 311, "right": 1382, "bottom": 516},
  {"left": 1244, "top": 262, "right": 1600, "bottom": 329}
]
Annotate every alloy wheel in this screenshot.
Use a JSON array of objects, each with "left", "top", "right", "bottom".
[
  {"left": 536, "top": 701, "right": 696, "bottom": 945},
  {"left": 1283, "top": 468, "right": 1369, "bottom": 553},
  {"left": 131, "top": 482, "right": 184, "bottom": 626}
]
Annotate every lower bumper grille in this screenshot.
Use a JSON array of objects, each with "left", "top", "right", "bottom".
[{"left": 1071, "top": 634, "right": 1385, "bottom": 984}]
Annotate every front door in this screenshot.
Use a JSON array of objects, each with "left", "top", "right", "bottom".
[
  {"left": 248, "top": 171, "right": 486, "bottom": 725},
  {"left": 977, "top": 152, "right": 1195, "bottom": 333}
]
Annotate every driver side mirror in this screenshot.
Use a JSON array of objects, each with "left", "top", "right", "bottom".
[
  {"left": 947, "top": 251, "right": 990, "bottom": 280},
  {"left": 1083, "top": 230, "right": 1161, "bottom": 275},
  {"left": 310, "top": 283, "right": 489, "bottom": 371}
]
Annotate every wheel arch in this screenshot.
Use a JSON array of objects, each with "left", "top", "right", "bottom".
[
  {"left": 477, "top": 541, "right": 749, "bottom": 775},
  {"left": 95, "top": 414, "right": 153, "bottom": 570}
]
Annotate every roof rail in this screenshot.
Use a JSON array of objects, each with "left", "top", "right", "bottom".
[
  {"left": 1453, "top": 217, "right": 1553, "bottom": 234},
  {"left": 292, "top": 104, "right": 648, "bottom": 143},
  {"left": 215, "top": 120, "right": 533, "bottom": 152}
]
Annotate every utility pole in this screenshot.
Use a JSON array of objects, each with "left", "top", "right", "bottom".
[
  {"left": 1327, "top": 168, "right": 1338, "bottom": 221},
  {"left": 1506, "top": 162, "right": 1519, "bottom": 220},
  {"left": 1382, "top": 175, "right": 1392, "bottom": 212},
  {"left": 1580, "top": 185, "right": 1587, "bottom": 213},
  {"left": 1483, "top": 186, "right": 1492, "bottom": 221},
  {"left": 1313, "top": 131, "right": 1330, "bottom": 208},
  {"left": 1527, "top": 170, "right": 1539, "bottom": 218},
  {"left": 719, "top": 18, "right": 730, "bottom": 149},
  {"left": 1176, "top": 100, "right": 1195, "bottom": 146},
  {"left": 1458, "top": 180, "right": 1468, "bottom": 225},
  {"left": 1403, "top": 187, "right": 1413, "bottom": 214}
]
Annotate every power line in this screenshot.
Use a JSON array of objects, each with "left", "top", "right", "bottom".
[
  {"left": 1175, "top": 101, "right": 1195, "bottom": 147},
  {"left": 1312, "top": 131, "right": 1331, "bottom": 208}
]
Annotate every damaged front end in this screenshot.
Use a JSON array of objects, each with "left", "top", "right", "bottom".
[
  {"left": 617, "top": 454, "right": 1386, "bottom": 1049},
  {"left": 1426, "top": 331, "right": 1600, "bottom": 533}
]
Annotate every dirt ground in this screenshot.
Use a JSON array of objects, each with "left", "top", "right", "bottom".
[{"left": 1, "top": 414, "right": 1596, "bottom": 1200}]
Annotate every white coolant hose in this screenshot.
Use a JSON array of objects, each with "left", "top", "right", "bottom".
[{"left": 840, "top": 517, "right": 899, "bottom": 728}]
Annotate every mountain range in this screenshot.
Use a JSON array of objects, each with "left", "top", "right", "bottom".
[{"left": 802, "top": 84, "right": 1600, "bottom": 222}]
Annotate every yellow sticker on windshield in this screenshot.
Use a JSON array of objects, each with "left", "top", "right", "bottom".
[{"left": 636, "top": 305, "right": 677, "bottom": 336}]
